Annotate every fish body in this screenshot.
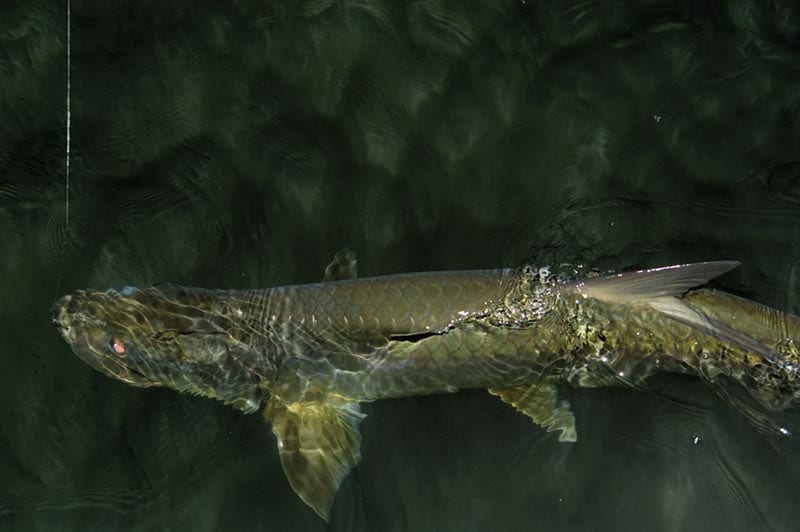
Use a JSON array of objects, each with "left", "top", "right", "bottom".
[{"left": 51, "top": 254, "right": 800, "bottom": 519}]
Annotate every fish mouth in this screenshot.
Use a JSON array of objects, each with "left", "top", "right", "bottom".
[{"left": 50, "top": 293, "right": 154, "bottom": 387}]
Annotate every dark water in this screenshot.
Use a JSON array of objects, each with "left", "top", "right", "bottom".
[{"left": 2, "top": 1, "right": 800, "bottom": 530}]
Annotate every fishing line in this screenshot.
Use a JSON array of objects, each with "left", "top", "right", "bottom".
[
  {"left": 65, "top": 0, "right": 71, "bottom": 230},
  {"left": 55, "top": 0, "right": 71, "bottom": 298}
]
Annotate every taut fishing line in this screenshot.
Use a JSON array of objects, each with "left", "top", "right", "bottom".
[{"left": 54, "top": 0, "right": 71, "bottom": 298}]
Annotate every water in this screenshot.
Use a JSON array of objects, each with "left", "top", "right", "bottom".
[{"left": 2, "top": 1, "right": 800, "bottom": 530}]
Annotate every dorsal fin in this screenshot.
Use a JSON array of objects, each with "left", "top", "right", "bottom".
[
  {"left": 323, "top": 248, "right": 358, "bottom": 281},
  {"left": 572, "top": 261, "right": 740, "bottom": 303}
]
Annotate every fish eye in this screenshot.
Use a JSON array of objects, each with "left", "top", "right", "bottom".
[{"left": 108, "top": 336, "right": 126, "bottom": 354}]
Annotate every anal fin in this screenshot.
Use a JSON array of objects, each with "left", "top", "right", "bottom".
[
  {"left": 488, "top": 383, "right": 577, "bottom": 442},
  {"left": 264, "top": 396, "right": 365, "bottom": 521}
]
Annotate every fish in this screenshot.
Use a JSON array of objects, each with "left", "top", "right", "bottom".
[{"left": 50, "top": 250, "right": 800, "bottom": 520}]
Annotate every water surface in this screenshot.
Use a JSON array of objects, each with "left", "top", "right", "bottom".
[{"left": 2, "top": 1, "right": 800, "bottom": 530}]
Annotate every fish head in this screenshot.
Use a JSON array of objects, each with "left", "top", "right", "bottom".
[{"left": 51, "top": 285, "right": 269, "bottom": 413}]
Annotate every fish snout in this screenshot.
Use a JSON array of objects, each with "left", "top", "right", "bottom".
[{"left": 50, "top": 294, "right": 75, "bottom": 335}]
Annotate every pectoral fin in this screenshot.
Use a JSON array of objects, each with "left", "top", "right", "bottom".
[
  {"left": 264, "top": 397, "right": 366, "bottom": 521},
  {"left": 489, "top": 383, "right": 577, "bottom": 442}
]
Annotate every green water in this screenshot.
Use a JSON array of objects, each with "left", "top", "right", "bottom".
[{"left": 2, "top": 1, "right": 800, "bottom": 530}]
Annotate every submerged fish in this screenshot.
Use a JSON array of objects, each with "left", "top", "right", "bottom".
[{"left": 51, "top": 251, "right": 800, "bottom": 520}]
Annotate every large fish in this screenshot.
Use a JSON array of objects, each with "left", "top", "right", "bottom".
[{"left": 51, "top": 251, "right": 800, "bottom": 520}]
